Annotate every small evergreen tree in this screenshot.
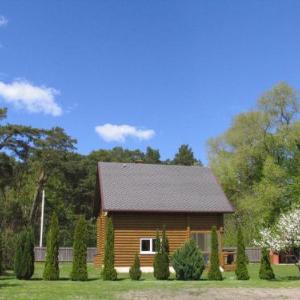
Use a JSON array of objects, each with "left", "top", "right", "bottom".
[
  {"left": 71, "top": 216, "right": 88, "bottom": 281},
  {"left": 153, "top": 227, "right": 170, "bottom": 280},
  {"left": 208, "top": 226, "right": 222, "bottom": 280},
  {"left": 43, "top": 213, "right": 60, "bottom": 280},
  {"left": 171, "top": 239, "right": 205, "bottom": 280},
  {"left": 155, "top": 230, "right": 161, "bottom": 252},
  {"left": 0, "top": 230, "right": 3, "bottom": 275},
  {"left": 102, "top": 217, "right": 117, "bottom": 280},
  {"left": 259, "top": 248, "right": 275, "bottom": 280},
  {"left": 235, "top": 227, "right": 249, "bottom": 280},
  {"left": 14, "top": 229, "right": 35, "bottom": 280},
  {"left": 129, "top": 253, "right": 142, "bottom": 280},
  {"left": 161, "top": 226, "right": 169, "bottom": 255}
]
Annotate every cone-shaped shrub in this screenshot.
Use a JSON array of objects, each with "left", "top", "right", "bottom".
[
  {"left": 14, "top": 229, "right": 35, "bottom": 280},
  {"left": 208, "top": 226, "right": 222, "bottom": 280},
  {"left": 171, "top": 239, "right": 205, "bottom": 280},
  {"left": 235, "top": 227, "right": 249, "bottom": 280},
  {"left": 102, "top": 217, "right": 117, "bottom": 280},
  {"left": 43, "top": 213, "right": 60, "bottom": 280},
  {"left": 155, "top": 230, "right": 161, "bottom": 252},
  {"left": 0, "top": 231, "right": 3, "bottom": 275},
  {"left": 259, "top": 248, "right": 275, "bottom": 280},
  {"left": 129, "top": 253, "right": 142, "bottom": 280},
  {"left": 161, "top": 226, "right": 169, "bottom": 255},
  {"left": 153, "top": 227, "right": 170, "bottom": 280},
  {"left": 71, "top": 216, "right": 88, "bottom": 281}
]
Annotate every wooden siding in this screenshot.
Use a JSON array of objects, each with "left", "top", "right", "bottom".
[
  {"left": 94, "top": 211, "right": 223, "bottom": 267},
  {"left": 94, "top": 212, "right": 107, "bottom": 266}
]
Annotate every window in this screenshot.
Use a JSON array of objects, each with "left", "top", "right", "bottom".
[
  {"left": 191, "top": 232, "right": 211, "bottom": 253},
  {"left": 140, "top": 238, "right": 157, "bottom": 254}
]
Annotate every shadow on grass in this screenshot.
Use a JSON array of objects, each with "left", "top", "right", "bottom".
[
  {"left": 0, "top": 283, "right": 21, "bottom": 288},
  {"left": 275, "top": 276, "right": 300, "bottom": 282}
]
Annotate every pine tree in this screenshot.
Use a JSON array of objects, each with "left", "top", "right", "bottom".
[
  {"left": 71, "top": 216, "right": 88, "bottom": 281},
  {"left": 0, "top": 230, "right": 3, "bottom": 275},
  {"left": 208, "top": 226, "right": 222, "bottom": 280},
  {"left": 14, "top": 229, "right": 35, "bottom": 280},
  {"left": 259, "top": 248, "right": 275, "bottom": 280},
  {"left": 235, "top": 227, "right": 249, "bottom": 280},
  {"left": 102, "top": 217, "right": 117, "bottom": 280},
  {"left": 129, "top": 253, "right": 142, "bottom": 280},
  {"left": 43, "top": 213, "right": 60, "bottom": 280},
  {"left": 153, "top": 227, "right": 170, "bottom": 280}
]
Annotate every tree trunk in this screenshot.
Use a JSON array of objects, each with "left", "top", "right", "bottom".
[{"left": 29, "top": 170, "right": 47, "bottom": 225}]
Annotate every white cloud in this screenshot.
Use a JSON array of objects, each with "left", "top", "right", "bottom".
[
  {"left": 0, "top": 16, "right": 8, "bottom": 27},
  {"left": 95, "top": 124, "right": 155, "bottom": 142},
  {"left": 0, "top": 80, "right": 62, "bottom": 116}
]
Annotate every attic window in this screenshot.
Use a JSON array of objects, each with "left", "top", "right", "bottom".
[{"left": 140, "top": 238, "right": 156, "bottom": 254}]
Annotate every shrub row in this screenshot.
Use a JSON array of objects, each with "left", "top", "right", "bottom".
[
  {"left": 5, "top": 216, "right": 275, "bottom": 281},
  {"left": 12, "top": 213, "right": 88, "bottom": 281}
]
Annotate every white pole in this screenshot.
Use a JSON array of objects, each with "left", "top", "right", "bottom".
[{"left": 39, "top": 189, "right": 45, "bottom": 248}]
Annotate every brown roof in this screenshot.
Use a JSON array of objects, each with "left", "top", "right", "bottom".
[{"left": 98, "top": 162, "right": 234, "bottom": 213}]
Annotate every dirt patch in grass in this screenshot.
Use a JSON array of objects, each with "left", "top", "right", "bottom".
[{"left": 119, "top": 288, "right": 300, "bottom": 300}]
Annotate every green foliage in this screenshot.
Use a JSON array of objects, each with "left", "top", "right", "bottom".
[
  {"left": 161, "top": 226, "right": 169, "bottom": 255},
  {"left": 43, "top": 213, "right": 60, "bottom": 280},
  {"left": 208, "top": 82, "right": 300, "bottom": 245},
  {"left": 171, "top": 239, "right": 205, "bottom": 280},
  {"left": 145, "top": 147, "right": 160, "bottom": 164},
  {"left": 208, "top": 226, "right": 222, "bottom": 281},
  {"left": 0, "top": 230, "right": 3, "bottom": 275},
  {"left": 259, "top": 248, "right": 275, "bottom": 280},
  {"left": 14, "top": 229, "right": 35, "bottom": 280},
  {"left": 153, "top": 228, "right": 170, "bottom": 280},
  {"left": 129, "top": 253, "right": 142, "bottom": 280},
  {"left": 173, "top": 144, "right": 200, "bottom": 166},
  {"left": 102, "top": 217, "right": 117, "bottom": 281},
  {"left": 1, "top": 229, "right": 17, "bottom": 270},
  {"left": 71, "top": 216, "right": 88, "bottom": 281},
  {"left": 235, "top": 227, "right": 249, "bottom": 280}
]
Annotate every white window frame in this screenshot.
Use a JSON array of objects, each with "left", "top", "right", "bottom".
[{"left": 140, "top": 238, "right": 156, "bottom": 254}]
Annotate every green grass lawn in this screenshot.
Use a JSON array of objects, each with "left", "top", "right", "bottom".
[{"left": 0, "top": 263, "right": 300, "bottom": 300}]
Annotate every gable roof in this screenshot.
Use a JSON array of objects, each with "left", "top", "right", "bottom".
[{"left": 97, "top": 162, "right": 234, "bottom": 213}]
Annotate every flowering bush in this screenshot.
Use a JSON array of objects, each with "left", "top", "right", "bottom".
[{"left": 255, "top": 208, "right": 300, "bottom": 272}]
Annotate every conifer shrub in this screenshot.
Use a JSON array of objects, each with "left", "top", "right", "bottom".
[
  {"left": 153, "top": 227, "right": 170, "bottom": 280},
  {"left": 129, "top": 253, "right": 142, "bottom": 280},
  {"left": 208, "top": 226, "right": 222, "bottom": 281},
  {"left": 171, "top": 239, "right": 205, "bottom": 280},
  {"left": 102, "top": 217, "right": 117, "bottom": 280},
  {"left": 14, "top": 229, "right": 35, "bottom": 280},
  {"left": 71, "top": 216, "right": 88, "bottom": 281},
  {"left": 235, "top": 227, "right": 249, "bottom": 280},
  {"left": 43, "top": 213, "right": 60, "bottom": 280},
  {"left": 259, "top": 248, "right": 275, "bottom": 280}
]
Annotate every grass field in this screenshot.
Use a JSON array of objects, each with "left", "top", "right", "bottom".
[{"left": 0, "top": 263, "right": 300, "bottom": 300}]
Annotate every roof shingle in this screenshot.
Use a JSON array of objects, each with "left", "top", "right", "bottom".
[{"left": 98, "top": 162, "right": 234, "bottom": 213}]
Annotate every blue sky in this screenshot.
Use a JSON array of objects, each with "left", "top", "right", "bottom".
[{"left": 1, "top": 1, "right": 300, "bottom": 164}]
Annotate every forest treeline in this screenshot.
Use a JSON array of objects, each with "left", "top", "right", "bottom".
[
  {"left": 1, "top": 81, "right": 300, "bottom": 267},
  {"left": 0, "top": 108, "right": 200, "bottom": 268}
]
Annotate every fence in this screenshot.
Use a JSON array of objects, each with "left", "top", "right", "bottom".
[
  {"left": 223, "top": 247, "right": 261, "bottom": 263},
  {"left": 35, "top": 247, "right": 261, "bottom": 263},
  {"left": 34, "top": 247, "right": 97, "bottom": 262}
]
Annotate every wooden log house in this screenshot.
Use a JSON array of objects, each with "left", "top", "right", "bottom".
[{"left": 94, "top": 162, "right": 234, "bottom": 272}]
